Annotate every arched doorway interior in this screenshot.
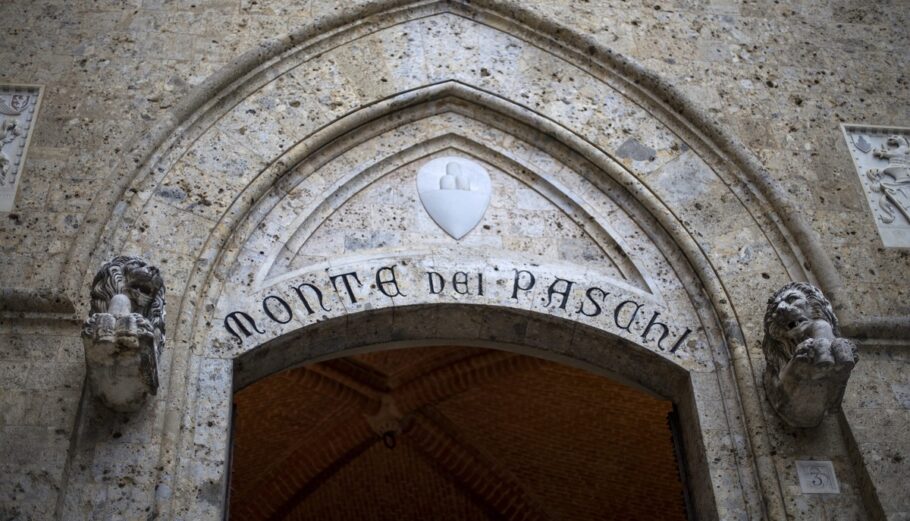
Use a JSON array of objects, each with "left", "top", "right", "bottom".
[{"left": 228, "top": 345, "right": 692, "bottom": 520}]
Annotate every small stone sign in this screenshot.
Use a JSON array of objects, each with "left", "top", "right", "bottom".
[
  {"left": 842, "top": 124, "right": 910, "bottom": 248},
  {"left": 796, "top": 460, "right": 840, "bottom": 494}
]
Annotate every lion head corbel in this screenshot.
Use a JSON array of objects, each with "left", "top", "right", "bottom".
[
  {"left": 761, "top": 282, "right": 857, "bottom": 428},
  {"left": 82, "top": 256, "right": 165, "bottom": 412}
]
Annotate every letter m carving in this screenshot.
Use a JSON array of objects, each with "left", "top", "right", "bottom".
[{"left": 224, "top": 311, "right": 265, "bottom": 340}]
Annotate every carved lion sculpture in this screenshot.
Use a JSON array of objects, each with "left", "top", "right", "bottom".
[
  {"left": 762, "top": 282, "right": 857, "bottom": 428},
  {"left": 82, "top": 256, "right": 165, "bottom": 412}
]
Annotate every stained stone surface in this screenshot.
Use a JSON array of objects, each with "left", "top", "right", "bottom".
[{"left": 0, "top": 1, "right": 907, "bottom": 521}]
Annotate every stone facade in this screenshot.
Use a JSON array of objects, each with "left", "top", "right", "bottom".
[{"left": 0, "top": 1, "right": 908, "bottom": 520}]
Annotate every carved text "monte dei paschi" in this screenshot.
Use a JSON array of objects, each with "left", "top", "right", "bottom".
[{"left": 223, "top": 264, "right": 694, "bottom": 354}]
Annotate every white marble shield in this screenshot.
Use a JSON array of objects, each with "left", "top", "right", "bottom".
[{"left": 417, "top": 157, "right": 492, "bottom": 240}]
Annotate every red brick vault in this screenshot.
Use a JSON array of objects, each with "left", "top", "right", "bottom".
[{"left": 229, "top": 346, "right": 688, "bottom": 520}]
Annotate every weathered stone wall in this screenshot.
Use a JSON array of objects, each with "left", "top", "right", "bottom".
[
  {"left": 842, "top": 343, "right": 910, "bottom": 518},
  {"left": 0, "top": 1, "right": 907, "bottom": 520},
  {"left": 0, "top": 313, "right": 82, "bottom": 520},
  {"left": 0, "top": 0, "right": 906, "bottom": 316}
]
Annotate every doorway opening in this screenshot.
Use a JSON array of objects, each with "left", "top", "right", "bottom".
[{"left": 227, "top": 346, "right": 691, "bottom": 520}]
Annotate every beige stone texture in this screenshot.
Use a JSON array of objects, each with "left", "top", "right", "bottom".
[{"left": 0, "top": 1, "right": 908, "bottom": 520}]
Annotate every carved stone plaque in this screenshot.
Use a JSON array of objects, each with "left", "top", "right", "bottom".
[
  {"left": 842, "top": 124, "right": 910, "bottom": 248},
  {"left": 796, "top": 460, "right": 840, "bottom": 494},
  {"left": 0, "top": 85, "right": 42, "bottom": 212},
  {"left": 417, "top": 156, "right": 492, "bottom": 240}
]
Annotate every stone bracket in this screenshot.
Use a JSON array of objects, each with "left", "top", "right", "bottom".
[
  {"left": 82, "top": 257, "right": 166, "bottom": 412},
  {"left": 761, "top": 282, "right": 858, "bottom": 428}
]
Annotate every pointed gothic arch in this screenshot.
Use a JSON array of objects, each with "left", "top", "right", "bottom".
[{"left": 56, "top": 2, "right": 844, "bottom": 519}]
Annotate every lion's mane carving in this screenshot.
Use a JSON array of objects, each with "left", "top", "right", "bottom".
[
  {"left": 87, "top": 256, "right": 166, "bottom": 349},
  {"left": 761, "top": 282, "right": 857, "bottom": 428},
  {"left": 82, "top": 256, "right": 166, "bottom": 412},
  {"left": 763, "top": 282, "right": 839, "bottom": 376}
]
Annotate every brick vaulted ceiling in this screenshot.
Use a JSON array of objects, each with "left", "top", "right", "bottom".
[{"left": 229, "top": 347, "right": 688, "bottom": 520}]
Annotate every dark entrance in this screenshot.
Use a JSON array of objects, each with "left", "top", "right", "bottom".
[{"left": 228, "top": 346, "right": 690, "bottom": 520}]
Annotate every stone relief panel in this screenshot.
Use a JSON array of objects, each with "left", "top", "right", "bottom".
[
  {"left": 843, "top": 124, "right": 910, "bottom": 248},
  {"left": 417, "top": 156, "right": 492, "bottom": 240},
  {"left": 0, "top": 84, "right": 42, "bottom": 212}
]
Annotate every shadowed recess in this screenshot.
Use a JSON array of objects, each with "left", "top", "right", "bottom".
[{"left": 229, "top": 345, "right": 688, "bottom": 520}]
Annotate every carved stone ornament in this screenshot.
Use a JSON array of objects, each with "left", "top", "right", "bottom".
[
  {"left": 82, "top": 256, "right": 166, "bottom": 412},
  {"left": 417, "top": 156, "right": 492, "bottom": 239},
  {"left": 842, "top": 124, "right": 910, "bottom": 248},
  {"left": 761, "top": 282, "right": 857, "bottom": 428},
  {"left": 0, "top": 84, "right": 42, "bottom": 212}
]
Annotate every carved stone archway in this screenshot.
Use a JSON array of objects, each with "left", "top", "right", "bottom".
[
  {"left": 58, "top": 2, "right": 868, "bottom": 519},
  {"left": 229, "top": 307, "right": 699, "bottom": 520}
]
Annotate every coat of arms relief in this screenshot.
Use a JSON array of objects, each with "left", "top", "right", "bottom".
[
  {"left": 416, "top": 156, "right": 492, "bottom": 240},
  {"left": 843, "top": 125, "right": 910, "bottom": 248},
  {"left": 0, "top": 85, "right": 42, "bottom": 212}
]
